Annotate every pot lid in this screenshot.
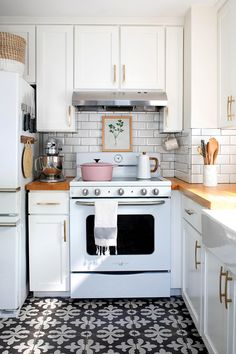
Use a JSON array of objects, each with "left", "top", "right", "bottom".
[{"left": 81, "top": 159, "right": 113, "bottom": 167}]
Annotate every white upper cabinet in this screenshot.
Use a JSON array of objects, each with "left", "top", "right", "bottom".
[
  {"left": 74, "top": 26, "right": 119, "bottom": 90},
  {"left": 0, "top": 25, "right": 35, "bottom": 83},
  {"left": 37, "top": 26, "right": 75, "bottom": 132},
  {"left": 184, "top": 7, "right": 217, "bottom": 129},
  {"left": 218, "top": 0, "right": 236, "bottom": 128},
  {"left": 120, "top": 26, "right": 165, "bottom": 90},
  {"left": 74, "top": 25, "right": 165, "bottom": 91},
  {"left": 163, "top": 26, "right": 183, "bottom": 132}
]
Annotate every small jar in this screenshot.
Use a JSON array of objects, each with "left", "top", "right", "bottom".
[{"left": 203, "top": 165, "right": 217, "bottom": 187}]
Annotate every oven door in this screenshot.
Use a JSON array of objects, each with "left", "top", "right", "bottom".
[{"left": 70, "top": 198, "right": 170, "bottom": 272}]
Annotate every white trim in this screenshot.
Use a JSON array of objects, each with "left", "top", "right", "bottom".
[{"left": 0, "top": 16, "right": 184, "bottom": 26}]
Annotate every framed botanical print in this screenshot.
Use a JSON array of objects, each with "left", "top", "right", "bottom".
[{"left": 102, "top": 116, "right": 132, "bottom": 152}]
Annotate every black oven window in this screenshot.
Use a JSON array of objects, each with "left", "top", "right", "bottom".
[{"left": 86, "top": 214, "right": 154, "bottom": 255}]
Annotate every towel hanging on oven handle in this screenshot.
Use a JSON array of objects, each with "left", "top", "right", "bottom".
[{"left": 75, "top": 200, "right": 165, "bottom": 207}]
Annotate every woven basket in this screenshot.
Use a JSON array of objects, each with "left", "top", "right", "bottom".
[{"left": 0, "top": 32, "right": 26, "bottom": 64}]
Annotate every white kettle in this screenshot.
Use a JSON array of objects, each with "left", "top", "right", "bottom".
[{"left": 137, "top": 152, "right": 158, "bottom": 179}]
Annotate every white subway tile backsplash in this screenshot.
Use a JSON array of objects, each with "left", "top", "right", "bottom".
[
  {"left": 41, "top": 118, "right": 236, "bottom": 182},
  {"left": 229, "top": 175, "right": 236, "bottom": 183},
  {"left": 81, "top": 122, "right": 98, "bottom": 130},
  {"left": 220, "top": 145, "right": 231, "bottom": 154},
  {"left": 220, "top": 165, "right": 236, "bottom": 174},
  {"left": 221, "top": 129, "right": 236, "bottom": 135},
  {"left": 202, "top": 128, "right": 221, "bottom": 136},
  {"left": 81, "top": 137, "right": 98, "bottom": 145},
  {"left": 138, "top": 130, "right": 154, "bottom": 138},
  {"left": 191, "top": 129, "right": 202, "bottom": 136}
]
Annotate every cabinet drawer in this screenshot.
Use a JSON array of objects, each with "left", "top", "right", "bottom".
[
  {"left": 182, "top": 195, "right": 202, "bottom": 233},
  {"left": 29, "top": 191, "right": 69, "bottom": 214}
]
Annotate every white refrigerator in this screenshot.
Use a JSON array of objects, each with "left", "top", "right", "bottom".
[{"left": 0, "top": 71, "right": 37, "bottom": 317}]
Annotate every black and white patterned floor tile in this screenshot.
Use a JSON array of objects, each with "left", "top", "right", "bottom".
[{"left": 0, "top": 296, "right": 209, "bottom": 354}]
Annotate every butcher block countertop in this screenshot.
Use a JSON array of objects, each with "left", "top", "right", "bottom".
[
  {"left": 25, "top": 178, "right": 72, "bottom": 191},
  {"left": 169, "top": 177, "right": 236, "bottom": 209}
]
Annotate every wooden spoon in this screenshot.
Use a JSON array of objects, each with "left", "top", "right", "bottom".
[
  {"left": 213, "top": 140, "right": 219, "bottom": 164},
  {"left": 207, "top": 138, "right": 219, "bottom": 165}
]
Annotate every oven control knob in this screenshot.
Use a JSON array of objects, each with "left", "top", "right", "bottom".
[
  {"left": 94, "top": 188, "right": 101, "bottom": 196},
  {"left": 141, "top": 188, "right": 147, "bottom": 195},
  {"left": 118, "top": 188, "right": 124, "bottom": 196},
  {"left": 153, "top": 188, "right": 159, "bottom": 195},
  {"left": 82, "top": 188, "right": 89, "bottom": 196}
]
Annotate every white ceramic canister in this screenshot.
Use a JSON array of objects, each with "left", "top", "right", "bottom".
[{"left": 203, "top": 165, "right": 218, "bottom": 187}]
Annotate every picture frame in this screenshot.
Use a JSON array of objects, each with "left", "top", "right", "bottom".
[{"left": 102, "top": 116, "right": 132, "bottom": 152}]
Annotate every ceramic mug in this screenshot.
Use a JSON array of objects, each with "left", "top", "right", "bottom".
[{"left": 163, "top": 136, "right": 179, "bottom": 151}]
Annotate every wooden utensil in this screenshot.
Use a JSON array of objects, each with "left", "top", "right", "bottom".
[
  {"left": 207, "top": 138, "right": 219, "bottom": 165},
  {"left": 213, "top": 140, "right": 219, "bottom": 164},
  {"left": 22, "top": 141, "right": 33, "bottom": 178}
]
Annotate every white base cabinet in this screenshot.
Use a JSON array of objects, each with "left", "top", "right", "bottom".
[
  {"left": 28, "top": 191, "right": 69, "bottom": 292},
  {"left": 182, "top": 195, "right": 203, "bottom": 333},
  {"left": 182, "top": 219, "right": 202, "bottom": 333},
  {"left": 203, "top": 249, "right": 236, "bottom": 354}
]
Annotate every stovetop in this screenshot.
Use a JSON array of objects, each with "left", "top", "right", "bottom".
[
  {"left": 70, "top": 152, "right": 171, "bottom": 198},
  {"left": 70, "top": 176, "right": 171, "bottom": 187}
]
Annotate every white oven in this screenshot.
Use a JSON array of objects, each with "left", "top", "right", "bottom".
[
  {"left": 70, "top": 152, "right": 171, "bottom": 298},
  {"left": 70, "top": 198, "right": 170, "bottom": 272}
]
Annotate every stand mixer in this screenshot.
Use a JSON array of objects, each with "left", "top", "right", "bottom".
[{"left": 35, "top": 138, "right": 65, "bottom": 182}]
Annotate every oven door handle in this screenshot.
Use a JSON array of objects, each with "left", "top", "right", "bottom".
[{"left": 75, "top": 200, "right": 165, "bottom": 206}]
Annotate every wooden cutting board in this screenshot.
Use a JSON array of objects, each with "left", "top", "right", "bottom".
[{"left": 22, "top": 141, "right": 33, "bottom": 178}]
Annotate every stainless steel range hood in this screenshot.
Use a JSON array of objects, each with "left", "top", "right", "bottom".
[{"left": 72, "top": 91, "right": 167, "bottom": 112}]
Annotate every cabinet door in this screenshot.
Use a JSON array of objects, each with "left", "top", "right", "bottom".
[
  {"left": 182, "top": 220, "right": 202, "bottom": 332},
  {"left": 74, "top": 26, "right": 119, "bottom": 90},
  {"left": 37, "top": 26, "right": 75, "bottom": 132},
  {"left": 203, "top": 249, "right": 235, "bottom": 354},
  {"left": 0, "top": 25, "right": 35, "bottom": 83},
  {"left": 29, "top": 215, "right": 69, "bottom": 291},
  {"left": 120, "top": 26, "right": 165, "bottom": 90},
  {"left": 218, "top": 0, "right": 232, "bottom": 128},
  {"left": 163, "top": 27, "right": 183, "bottom": 132}
]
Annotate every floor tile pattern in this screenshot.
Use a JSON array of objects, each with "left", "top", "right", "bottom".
[{"left": 0, "top": 296, "right": 208, "bottom": 354}]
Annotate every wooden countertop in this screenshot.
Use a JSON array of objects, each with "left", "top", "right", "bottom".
[
  {"left": 169, "top": 178, "right": 236, "bottom": 209},
  {"left": 26, "top": 177, "right": 236, "bottom": 209},
  {"left": 26, "top": 178, "right": 73, "bottom": 191}
]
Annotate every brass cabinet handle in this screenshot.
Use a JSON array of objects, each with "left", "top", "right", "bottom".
[
  {"left": 68, "top": 105, "right": 72, "bottom": 127},
  {"left": 194, "top": 240, "right": 201, "bottom": 270},
  {"left": 219, "top": 266, "right": 227, "bottom": 303},
  {"left": 229, "top": 95, "right": 235, "bottom": 121},
  {"left": 122, "top": 64, "right": 126, "bottom": 82},
  {"left": 184, "top": 209, "right": 194, "bottom": 215},
  {"left": 64, "top": 220, "right": 67, "bottom": 242},
  {"left": 113, "top": 64, "right": 117, "bottom": 83},
  {"left": 36, "top": 202, "right": 60, "bottom": 206},
  {"left": 227, "top": 96, "right": 231, "bottom": 121},
  {"left": 227, "top": 96, "right": 235, "bottom": 121},
  {"left": 224, "top": 270, "right": 233, "bottom": 309}
]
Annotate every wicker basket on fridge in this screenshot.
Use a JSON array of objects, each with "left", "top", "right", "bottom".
[{"left": 0, "top": 32, "right": 26, "bottom": 76}]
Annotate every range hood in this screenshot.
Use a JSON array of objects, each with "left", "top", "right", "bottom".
[{"left": 72, "top": 91, "right": 167, "bottom": 112}]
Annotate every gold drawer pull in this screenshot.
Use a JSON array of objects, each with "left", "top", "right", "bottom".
[
  {"left": 224, "top": 271, "right": 232, "bottom": 309},
  {"left": 219, "top": 266, "right": 227, "bottom": 303},
  {"left": 185, "top": 209, "right": 194, "bottom": 215},
  {"left": 194, "top": 240, "right": 201, "bottom": 270},
  {"left": 36, "top": 202, "right": 60, "bottom": 206},
  {"left": 113, "top": 64, "right": 117, "bottom": 83},
  {"left": 64, "top": 220, "right": 67, "bottom": 242},
  {"left": 122, "top": 64, "right": 126, "bottom": 82},
  {"left": 68, "top": 105, "right": 72, "bottom": 127}
]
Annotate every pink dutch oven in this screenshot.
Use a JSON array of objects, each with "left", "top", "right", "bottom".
[{"left": 80, "top": 159, "right": 114, "bottom": 181}]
